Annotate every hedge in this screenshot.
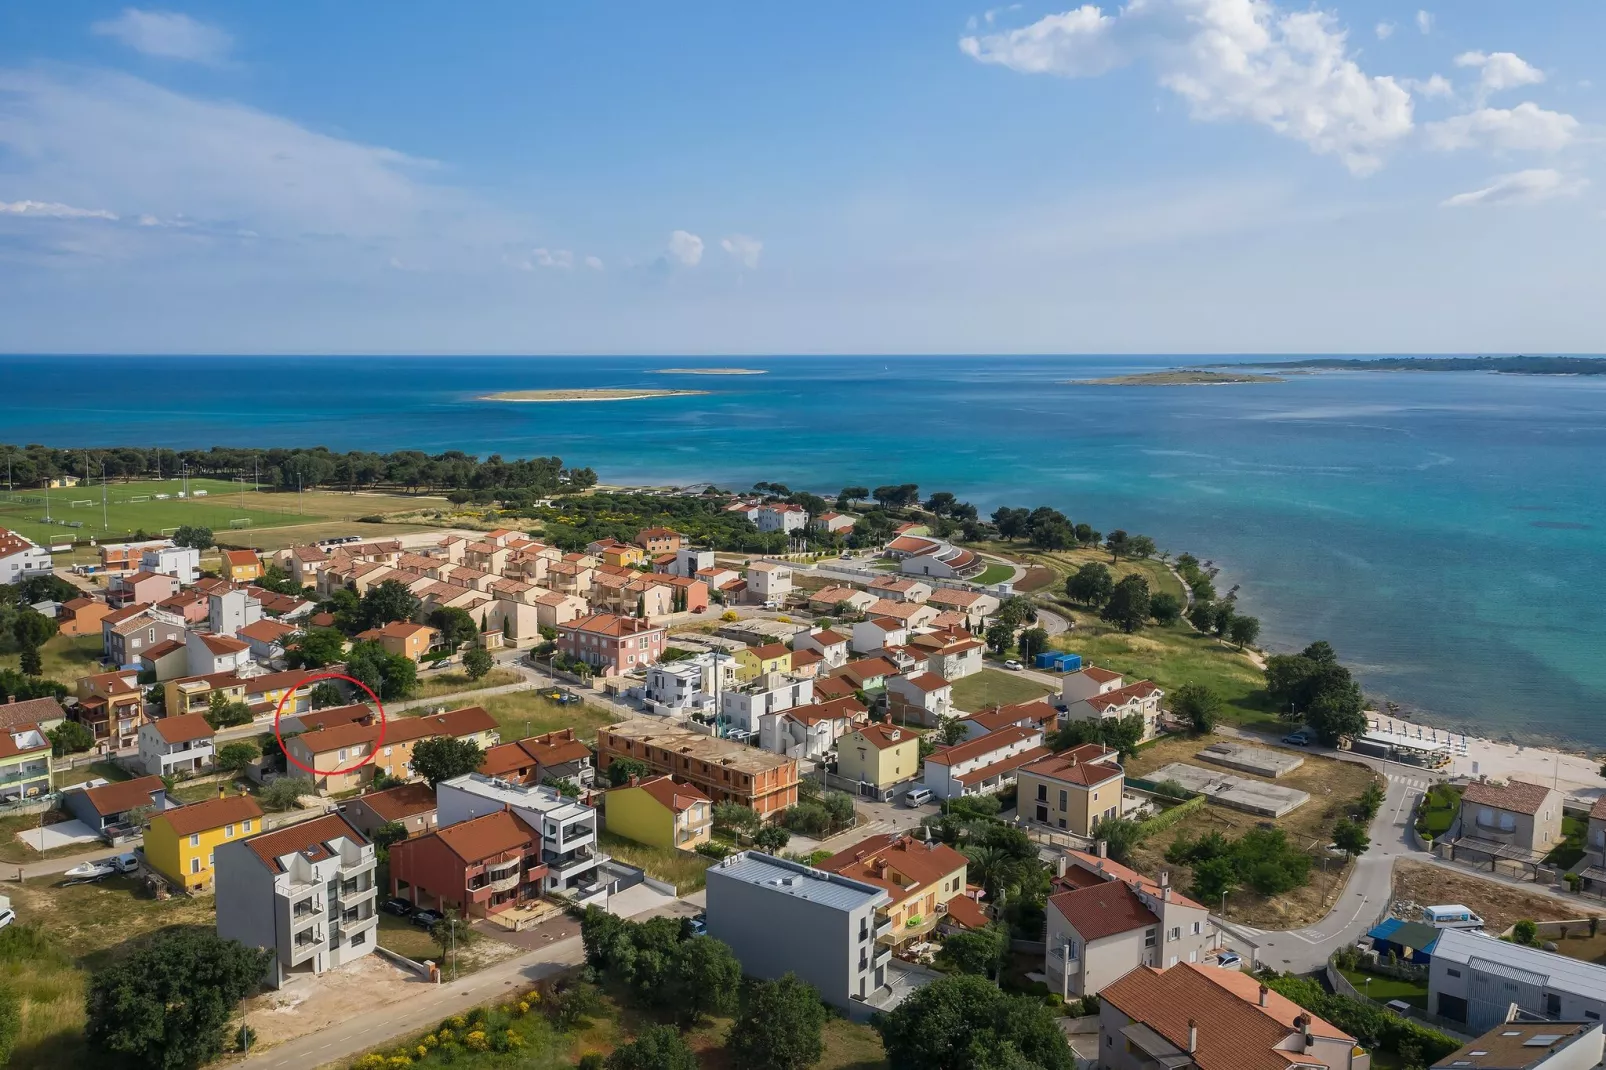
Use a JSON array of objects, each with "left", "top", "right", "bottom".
[
  {"left": 1260, "top": 972, "right": 1459, "bottom": 1062},
  {"left": 1135, "top": 795, "right": 1206, "bottom": 838}
]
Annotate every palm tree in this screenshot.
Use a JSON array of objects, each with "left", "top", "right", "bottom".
[{"left": 962, "top": 845, "right": 1011, "bottom": 900}]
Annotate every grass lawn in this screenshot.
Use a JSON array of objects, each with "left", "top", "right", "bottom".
[
  {"left": 1415, "top": 784, "right": 1461, "bottom": 839},
  {"left": 0, "top": 633, "right": 106, "bottom": 686},
  {"left": 54, "top": 760, "right": 133, "bottom": 787},
  {"left": 377, "top": 912, "right": 441, "bottom": 963},
  {"left": 411, "top": 667, "right": 522, "bottom": 700},
  {"left": 970, "top": 542, "right": 1188, "bottom": 604},
  {"left": 1545, "top": 810, "right": 1590, "bottom": 869},
  {"left": 950, "top": 668, "right": 1056, "bottom": 711},
  {"left": 473, "top": 691, "right": 622, "bottom": 743},
  {"left": 599, "top": 831, "right": 712, "bottom": 893},
  {"left": 0, "top": 478, "right": 454, "bottom": 550},
  {"left": 1338, "top": 966, "right": 1428, "bottom": 1008},
  {"left": 971, "top": 562, "right": 1015, "bottom": 586},
  {"left": 2, "top": 875, "right": 218, "bottom": 1069},
  {"left": 1126, "top": 733, "right": 1380, "bottom": 930},
  {"left": 1551, "top": 930, "right": 1606, "bottom": 966}
]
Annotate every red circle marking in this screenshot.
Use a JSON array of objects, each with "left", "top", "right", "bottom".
[{"left": 273, "top": 671, "right": 387, "bottom": 778}]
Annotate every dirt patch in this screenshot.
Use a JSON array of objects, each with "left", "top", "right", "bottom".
[
  {"left": 1391, "top": 860, "right": 1582, "bottom": 934},
  {"left": 244, "top": 953, "right": 431, "bottom": 1048},
  {"left": 1015, "top": 565, "right": 1056, "bottom": 592},
  {"left": 1127, "top": 734, "right": 1379, "bottom": 930}
]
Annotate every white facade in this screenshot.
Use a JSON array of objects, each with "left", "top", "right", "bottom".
[
  {"left": 669, "top": 548, "right": 715, "bottom": 578},
  {"left": 746, "top": 561, "right": 793, "bottom": 601},
  {"left": 209, "top": 588, "right": 263, "bottom": 637},
  {"left": 922, "top": 727, "right": 1045, "bottom": 801},
  {"left": 756, "top": 505, "right": 808, "bottom": 533},
  {"left": 851, "top": 618, "right": 907, "bottom": 654},
  {"left": 794, "top": 629, "right": 850, "bottom": 669},
  {"left": 436, "top": 774, "right": 606, "bottom": 893},
  {"left": 140, "top": 545, "right": 201, "bottom": 584},
  {"left": 758, "top": 707, "right": 839, "bottom": 761},
  {"left": 185, "top": 630, "right": 252, "bottom": 677},
  {"left": 0, "top": 529, "right": 52, "bottom": 583},
  {"left": 719, "top": 674, "right": 813, "bottom": 736},
  {"left": 1429, "top": 928, "right": 1606, "bottom": 1035},
  {"left": 137, "top": 722, "right": 215, "bottom": 777}
]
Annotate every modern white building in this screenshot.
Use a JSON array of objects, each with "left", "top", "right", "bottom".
[
  {"left": 209, "top": 587, "right": 263, "bottom": 637},
  {"left": 755, "top": 504, "right": 808, "bottom": 533},
  {"left": 215, "top": 812, "right": 379, "bottom": 988},
  {"left": 641, "top": 652, "right": 736, "bottom": 717},
  {"left": 719, "top": 673, "right": 813, "bottom": 737},
  {"left": 140, "top": 544, "right": 201, "bottom": 584},
  {"left": 435, "top": 773, "right": 607, "bottom": 895},
  {"left": 0, "top": 528, "right": 52, "bottom": 583},
  {"left": 1429, "top": 928, "right": 1606, "bottom": 1035},
  {"left": 136, "top": 712, "right": 216, "bottom": 778},
  {"left": 668, "top": 547, "right": 715, "bottom": 578},
  {"left": 185, "top": 630, "right": 252, "bottom": 677},
  {"left": 745, "top": 560, "right": 794, "bottom": 602},
  {"left": 706, "top": 851, "right": 895, "bottom": 1013}
]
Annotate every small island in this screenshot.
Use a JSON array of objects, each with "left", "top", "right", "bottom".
[
  {"left": 1235, "top": 355, "right": 1606, "bottom": 376},
  {"left": 651, "top": 367, "right": 768, "bottom": 375},
  {"left": 1067, "top": 370, "right": 1286, "bottom": 386},
  {"left": 480, "top": 388, "right": 710, "bottom": 403}
]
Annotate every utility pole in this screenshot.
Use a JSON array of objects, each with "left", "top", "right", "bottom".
[{"left": 101, "top": 463, "right": 108, "bottom": 530}]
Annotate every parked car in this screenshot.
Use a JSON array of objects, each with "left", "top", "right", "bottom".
[
  {"left": 0, "top": 906, "right": 13, "bottom": 930},
  {"left": 410, "top": 908, "right": 444, "bottom": 930},
  {"left": 381, "top": 897, "right": 415, "bottom": 917},
  {"left": 687, "top": 913, "right": 708, "bottom": 937},
  {"left": 904, "top": 787, "right": 934, "bottom": 808},
  {"left": 762, "top": 600, "right": 779, "bottom": 610},
  {"left": 1214, "top": 950, "right": 1243, "bottom": 969},
  {"left": 1282, "top": 729, "right": 1312, "bottom": 746},
  {"left": 112, "top": 852, "right": 140, "bottom": 873},
  {"left": 1002, "top": 659, "right": 1023, "bottom": 671}
]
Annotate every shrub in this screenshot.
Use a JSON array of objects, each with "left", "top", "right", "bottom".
[{"left": 1512, "top": 919, "right": 1539, "bottom": 946}]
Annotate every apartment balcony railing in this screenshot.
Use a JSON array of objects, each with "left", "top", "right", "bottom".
[
  {"left": 336, "top": 881, "right": 376, "bottom": 906},
  {"left": 0, "top": 767, "right": 51, "bottom": 788},
  {"left": 487, "top": 871, "right": 522, "bottom": 894}
]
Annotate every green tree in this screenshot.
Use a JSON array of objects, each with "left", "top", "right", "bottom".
[
  {"left": 1100, "top": 574, "right": 1151, "bottom": 633},
  {"left": 204, "top": 691, "right": 253, "bottom": 729},
  {"left": 430, "top": 910, "right": 477, "bottom": 975},
  {"left": 1306, "top": 679, "right": 1367, "bottom": 746},
  {"left": 259, "top": 775, "right": 312, "bottom": 812},
  {"left": 409, "top": 736, "right": 485, "bottom": 788},
  {"left": 1017, "top": 626, "right": 1050, "bottom": 662},
  {"left": 84, "top": 928, "right": 273, "bottom": 1070},
  {"left": 1188, "top": 600, "right": 1218, "bottom": 633},
  {"left": 359, "top": 579, "right": 421, "bottom": 629},
  {"left": 12, "top": 607, "right": 58, "bottom": 648},
  {"left": 1173, "top": 683, "right": 1220, "bottom": 736},
  {"left": 1065, "top": 561, "right": 1114, "bottom": 606},
  {"left": 428, "top": 606, "right": 480, "bottom": 648},
  {"left": 713, "top": 800, "right": 762, "bottom": 836},
  {"left": 666, "top": 933, "right": 741, "bottom": 1026},
  {"left": 1127, "top": 534, "right": 1157, "bottom": 560},
  {"left": 996, "top": 595, "right": 1037, "bottom": 629},
  {"left": 344, "top": 640, "right": 417, "bottom": 700},
  {"left": 606, "top": 756, "right": 652, "bottom": 787},
  {"left": 1229, "top": 614, "right": 1261, "bottom": 649},
  {"left": 1332, "top": 818, "right": 1371, "bottom": 859},
  {"left": 1149, "top": 591, "right": 1183, "bottom": 625},
  {"left": 1093, "top": 816, "right": 1144, "bottom": 864},
  {"left": 1190, "top": 855, "right": 1239, "bottom": 905},
  {"left": 285, "top": 627, "right": 346, "bottom": 669},
  {"left": 1513, "top": 919, "right": 1538, "bottom": 946},
  {"left": 754, "top": 824, "right": 791, "bottom": 853},
  {"left": 984, "top": 619, "right": 1015, "bottom": 655},
  {"left": 605, "top": 1026, "right": 698, "bottom": 1070},
  {"left": 937, "top": 715, "right": 969, "bottom": 747},
  {"left": 18, "top": 645, "right": 42, "bottom": 677},
  {"left": 371, "top": 820, "right": 408, "bottom": 855},
  {"left": 935, "top": 924, "right": 1009, "bottom": 979},
  {"left": 874, "top": 974, "right": 1074, "bottom": 1070},
  {"left": 1104, "top": 529, "right": 1130, "bottom": 562},
  {"left": 308, "top": 680, "right": 344, "bottom": 708},
  {"left": 171, "top": 525, "right": 214, "bottom": 551},
  {"left": 461, "top": 645, "right": 494, "bottom": 680},
  {"left": 726, "top": 973, "right": 828, "bottom": 1070},
  {"left": 215, "top": 740, "right": 260, "bottom": 776},
  {"left": 47, "top": 718, "right": 94, "bottom": 757}
]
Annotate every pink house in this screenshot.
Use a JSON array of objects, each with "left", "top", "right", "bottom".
[{"left": 557, "top": 613, "right": 667, "bottom": 676}]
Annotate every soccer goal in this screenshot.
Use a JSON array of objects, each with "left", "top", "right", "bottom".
[
  {"left": 127, "top": 495, "right": 150, "bottom": 503},
  {"left": 160, "top": 527, "right": 179, "bottom": 536},
  {"left": 229, "top": 518, "right": 252, "bottom": 529},
  {"left": 69, "top": 499, "right": 94, "bottom": 508}
]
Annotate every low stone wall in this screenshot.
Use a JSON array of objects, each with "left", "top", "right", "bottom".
[{"left": 374, "top": 944, "right": 435, "bottom": 979}]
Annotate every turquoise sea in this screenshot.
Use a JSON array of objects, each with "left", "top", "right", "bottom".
[{"left": 2, "top": 354, "right": 1603, "bottom": 747}]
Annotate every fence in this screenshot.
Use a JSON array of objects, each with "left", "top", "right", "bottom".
[{"left": 1134, "top": 794, "right": 1206, "bottom": 838}]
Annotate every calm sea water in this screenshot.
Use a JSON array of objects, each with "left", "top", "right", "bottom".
[{"left": 3, "top": 354, "right": 1604, "bottom": 747}]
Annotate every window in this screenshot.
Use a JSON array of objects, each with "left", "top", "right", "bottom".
[
  {"left": 208, "top": 851, "right": 214, "bottom": 866},
  {"left": 1192, "top": 921, "right": 1202, "bottom": 935},
  {"left": 1036, "top": 784, "right": 1047, "bottom": 802},
  {"left": 1447, "top": 968, "right": 1461, "bottom": 978},
  {"left": 243, "top": 820, "right": 252, "bottom": 832},
  {"left": 1058, "top": 789, "right": 1068, "bottom": 811},
  {"left": 338, "top": 748, "right": 348, "bottom": 761},
  {"left": 1169, "top": 926, "right": 1181, "bottom": 941},
  {"left": 225, "top": 824, "right": 234, "bottom": 838},
  {"left": 190, "top": 858, "right": 200, "bottom": 874},
  {"left": 189, "top": 833, "right": 200, "bottom": 847},
  {"left": 1144, "top": 929, "right": 1157, "bottom": 948}
]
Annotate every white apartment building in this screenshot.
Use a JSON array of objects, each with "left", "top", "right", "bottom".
[
  {"left": 215, "top": 813, "right": 378, "bottom": 988},
  {"left": 140, "top": 544, "right": 201, "bottom": 584},
  {"left": 0, "top": 528, "right": 52, "bottom": 583},
  {"left": 136, "top": 712, "right": 216, "bottom": 778},
  {"left": 755, "top": 504, "right": 808, "bottom": 533},
  {"left": 209, "top": 588, "right": 264, "bottom": 637},
  {"left": 719, "top": 673, "right": 814, "bottom": 737},
  {"left": 435, "top": 773, "right": 607, "bottom": 895},
  {"left": 746, "top": 560, "right": 794, "bottom": 602},
  {"left": 921, "top": 725, "right": 1048, "bottom": 801}
]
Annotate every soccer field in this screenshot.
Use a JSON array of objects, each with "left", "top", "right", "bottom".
[{"left": 0, "top": 478, "right": 440, "bottom": 546}]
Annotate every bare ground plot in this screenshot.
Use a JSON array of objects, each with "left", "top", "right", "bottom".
[
  {"left": 1127, "top": 733, "right": 1379, "bottom": 930},
  {"left": 244, "top": 952, "right": 434, "bottom": 1049},
  {"left": 1391, "top": 859, "right": 1581, "bottom": 934}
]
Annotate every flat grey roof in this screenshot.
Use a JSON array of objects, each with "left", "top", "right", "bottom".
[
  {"left": 1434, "top": 929, "right": 1606, "bottom": 1000},
  {"left": 710, "top": 851, "right": 890, "bottom": 912}
]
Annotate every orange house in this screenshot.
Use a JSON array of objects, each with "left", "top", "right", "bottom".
[
  {"left": 57, "top": 597, "right": 112, "bottom": 637},
  {"left": 221, "top": 549, "right": 262, "bottom": 582},
  {"left": 356, "top": 621, "right": 439, "bottom": 663}
]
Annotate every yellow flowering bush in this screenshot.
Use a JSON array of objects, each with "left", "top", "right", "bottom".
[
  {"left": 517, "top": 1001, "right": 532, "bottom": 1015},
  {"left": 465, "top": 1029, "right": 489, "bottom": 1052},
  {"left": 353, "top": 1055, "right": 387, "bottom": 1070},
  {"left": 385, "top": 1058, "right": 412, "bottom": 1070},
  {"left": 504, "top": 1030, "right": 524, "bottom": 1048},
  {"left": 447, "top": 1014, "right": 468, "bottom": 1030}
]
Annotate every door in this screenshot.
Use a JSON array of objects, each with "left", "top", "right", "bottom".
[{"left": 1035, "top": 805, "right": 1048, "bottom": 823}]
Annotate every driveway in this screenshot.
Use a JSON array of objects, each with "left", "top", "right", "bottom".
[{"left": 14, "top": 819, "right": 100, "bottom": 852}]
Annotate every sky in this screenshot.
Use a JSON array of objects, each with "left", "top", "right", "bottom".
[{"left": 0, "top": 2, "right": 1602, "bottom": 355}]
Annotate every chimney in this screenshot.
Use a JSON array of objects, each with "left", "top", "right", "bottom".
[
  {"left": 1055, "top": 855, "right": 1068, "bottom": 878},
  {"left": 218, "top": 783, "right": 226, "bottom": 800},
  {"left": 1187, "top": 1019, "right": 1197, "bottom": 1054},
  {"left": 628, "top": 775, "right": 639, "bottom": 786},
  {"left": 1096, "top": 839, "right": 1107, "bottom": 859},
  {"left": 1258, "top": 984, "right": 1269, "bottom": 1008}
]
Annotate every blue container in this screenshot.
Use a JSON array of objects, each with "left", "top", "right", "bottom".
[
  {"left": 1055, "top": 653, "right": 1083, "bottom": 672},
  {"left": 1033, "top": 652, "right": 1059, "bottom": 669}
]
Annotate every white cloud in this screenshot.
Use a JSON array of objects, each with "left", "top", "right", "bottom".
[
  {"left": 667, "top": 230, "right": 703, "bottom": 266},
  {"left": 1453, "top": 51, "right": 1544, "bottom": 98},
  {"left": 90, "top": 9, "right": 232, "bottom": 64},
  {"left": 0, "top": 199, "right": 118, "bottom": 220},
  {"left": 1415, "top": 10, "right": 1433, "bottom": 34},
  {"left": 1441, "top": 168, "right": 1586, "bottom": 207},
  {"left": 1402, "top": 74, "right": 1454, "bottom": 99},
  {"left": 959, "top": 0, "right": 1415, "bottom": 175},
  {"left": 531, "top": 247, "right": 574, "bottom": 269},
  {"left": 720, "top": 234, "right": 763, "bottom": 269},
  {"left": 1426, "top": 102, "right": 1578, "bottom": 152},
  {"left": 584, "top": 255, "right": 604, "bottom": 271},
  {"left": 1375, "top": 21, "right": 1394, "bottom": 40}
]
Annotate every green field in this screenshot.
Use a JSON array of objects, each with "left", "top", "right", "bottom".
[
  {"left": 598, "top": 832, "right": 712, "bottom": 893},
  {"left": 0, "top": 633, "right": 105, "bottom": 685},
  {"left": 971, "top": 562, "right": 1015, "bottom": 586},
  {"left": 950, "top": 667, "right": 1056, "bottom": 711},
  {"left": 0, "top": 477, "right": 451, "bottom": 549},
  {"left": 472, "top": 690, "right": 623, "bottom": 743}
]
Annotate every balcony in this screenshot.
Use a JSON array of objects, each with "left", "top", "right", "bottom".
[
  {"left": 339, "top": 857, "right": 377, "bottom": 881},
  {"left": 289, "top": 930, "right": 327, "bottom": 963},
  {"left": 336, "top": 881, "right": 376, "bottom": 907},
  {"left": 875, "top": 915, "right": 894, "bottom": 940},
  {"left": 487, "top": 871, "right": 522, "bottom": 894},
  {"left": 546, "top": 848, "right": 605, "bottom": 883},
  {"left": 0, "top": 766, "right": 51, "bottom": 788},
  {"left": 874, "top": 945, "right": 892, "bottom": 969}
]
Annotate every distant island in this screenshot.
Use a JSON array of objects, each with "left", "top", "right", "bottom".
[
  {"left": 481, "top": 388, "right": 709, "bottom": 403},
  {"left": 1068, "top": 369, "right": 1286, "bottom": 386},
  {"left": 651, "top": 367, "right": 767, "bottom": 376},
  {"left": 1234, "top": 356, "right": 1606, "bottom": 376}
]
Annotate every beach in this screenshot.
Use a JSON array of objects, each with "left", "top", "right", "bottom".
[{"left": 479, "top": 388, "right": 709, "bottom": 402}]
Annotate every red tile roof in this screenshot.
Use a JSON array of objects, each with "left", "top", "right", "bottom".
[
  {"left": 222, "top": 550, "right": 260, "bottom": 567},
  {"left": 747, "top": 642, "right": 791, "bottom": 661},
  {"left": 1020, "top": 749, "right": 1123, "bottom": 788},
  {"left": 924, "top": 725, "right": 1041, "bottom": 768},
  {"left": 801, "top": 628, "right": 848, "bottom": 647},
  {"left": 967, "top": 699, "right": 1059, "bottom": 735},
  {"left": 1082, "top": 680, "right": 1161, "bottom": 711},
  {"left": 818, "top": 833, "right": 968, "bottom": 901},
  {"left": 0, "top": 727, "right": 48, "bottom": 760},
  {"left": 853, "top": 723, "right": 917, "bottom": 750},
  {"left": 943, "top": 894, "right": 990, "bottom": 930},
  {"left": 1461, "top": 779, "right": 1556, "bottom": 816},
  {"left": 954, "top": 746, "right": 1051, "bottom": 786},
  {"left": 198, "top": 633, "right": 249, "bottom": 656},
  {"left": 245, "top": 812, "right": 369, "bottom": 873},
  {"left": 1049, "top": 880, "right": 1159, "bottom": 941},
  {"left": 151, "top": 713, "right": 215, "bottom": 744},
  {"left": 893, "top": 671, "right": 950, "bottom": 693},
  {"left": 627, "top": 774, "right": 710, "bottom": 813},
  {"left": 75, "top": 775, "right": 166, "bottom": 816},
  {"left": 0, "top": 697, "right": 67, "bottom": 731},
  {"left": 157, "top": 794, "right": 264, "bottom": 837},
  {"left": 359, "top": 782, "right": 439, "bottom": 822},
  {"left": 433, "top": 809, "right": 540, "bottom": 863},
  {"left": 1075, "top": 665, "right": 1124, "bottom": 685}
]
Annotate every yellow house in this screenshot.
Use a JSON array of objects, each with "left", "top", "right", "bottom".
[
  {"left": 144, "top": 793, "right": 265, "bottom": 892},
  {"left": 734, "top": 642, "right": 792, "bottom": 683},
  {"left": 221, "top": 549, "right": 263, "bottom": 583},
  {"left": 1014, "top": 744, "right": 1125, "bottom": 837},
  {"left": 605, "top": 774, "right": 712, "bottom": 850},
  {"left": 818, "top": 832, "right": 970, "bottom": 945},
  {"left": 837, "top": 723, "right": 920, "bottom": 791}
]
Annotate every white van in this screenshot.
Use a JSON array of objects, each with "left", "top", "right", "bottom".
[
  {"left": 1422, "top": 904, "right": 1484, "bottom": 930},
  {"left": 904, "top": 788, "right": 934, "bottom": 808}
]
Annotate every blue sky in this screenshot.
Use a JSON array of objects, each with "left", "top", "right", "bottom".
[{"left": 1, "top": 2, "right": 1602, "bottom": 354}]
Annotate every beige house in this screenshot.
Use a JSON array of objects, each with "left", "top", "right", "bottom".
[
  {"left": 1016, "top": 744, "right": 1124, "bottom": 837},
  {"left": 1098, "top": 962, "right": 1364, "bottom": 1070},
  {"left": 1450, "top": 779, "right": 1564, "bottom": 862},
  {"left": 866, "top": 576, "right": 933, "bottom": 603},
  {"left": 809, "top": 586, "right": 877, "bottom": 614},
  {"left": 745, "top": 560, "right": 793, "bottom": 603},
  {"left": 1047, "top": 859, "right": 1216, "bottom": 998},
  {"left": 285, "top": 705, "right": 500, "bottom": 795},
  {"left": 836, "top": 724, "right": 921, "bottom": 798},
  {"left": 355, "top": 621, "right": 439, "bottom": 662},
  {"left": 1061, "top": 666, "right": 1164, "bottom": 742},
  {"left": 885, "top": 671, "right": 954, "bottom": 728},
  {"left": 817, "top": 833, "right": 971, "bottom": 948},
  {"left": 863, "top": 598, "right": 940, "bottom": 630},
  {"left": 923, "top": 587, "right": 1000, "bottom": 629}
]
